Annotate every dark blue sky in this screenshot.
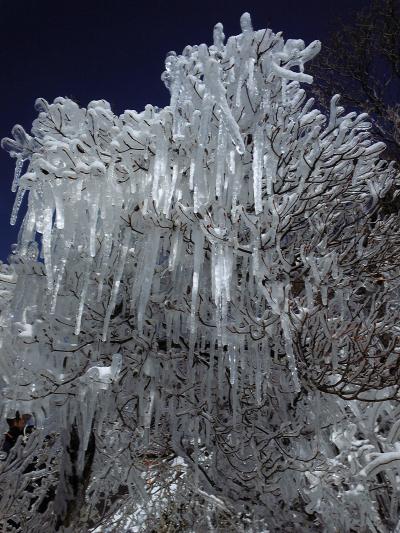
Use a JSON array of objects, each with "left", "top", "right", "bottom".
[{"left": 0, "top": 0, "right": 367, "bottom": 261}]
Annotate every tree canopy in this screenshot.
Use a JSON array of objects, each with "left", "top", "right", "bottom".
[{"left": 1, "top": 12, "right": 400, "bottom": 532}]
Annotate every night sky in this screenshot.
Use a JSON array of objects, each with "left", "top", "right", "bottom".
[{"left": 0, "top": 0, "right": 367, "bottom": 262}]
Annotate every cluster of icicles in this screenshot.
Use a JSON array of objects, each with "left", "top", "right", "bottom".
[{"left": 1, "top": 12, "right": 394, "bottom": 393}]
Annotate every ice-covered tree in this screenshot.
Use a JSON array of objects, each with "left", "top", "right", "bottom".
[
  {"left": 1, "top": 12, "right": 400, "bottom": 532},
  {"left": 309, "top": 0, "right": 400, "bottom": 163}
]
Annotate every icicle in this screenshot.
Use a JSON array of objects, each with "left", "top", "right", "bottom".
[
  {"left": 163, "top": 161, "right": 179, "bottom": 217},
  {"left": 305, "top": 278, "right": 314, "bottom": 309},
  {"left": 264, "top": 154, "right": 273, "bottom": 196},
  {"left": 188, "top": 229, "right": 205, "bottom": 372},
  {"left": 235, "top": 73, "right": 244, "bottom": 108},
  {"left": 51, "top": 181, "right": 65, "bottom": 230},
  {"left": 88, "top": 187, "right": 100, "bottom": 258},
  {"left": 252, "top": 242, "right": 260, "bottom": 280},
  {"left": 74, "top": 256, "right": 92, "bottom": 335},
  {"left": 102, "top": 161, "right": 115, "bottom": 217},
  {"left": 223, "top": 245, "right": 233, "bottom": 303},
  {"left": 247, "top": 57, "right": 256, "bottom": 96},
  {"left": 193, "top": 94, "right": 213, "bottom": 211},
  {"left": 144, "top": 388, "right": 155, "bottom": 429},
  {"left": 220, "top": 96, "right": 245, "bottom": 154},
  {"left": 97, "top": 233, "right": 113, "bottom": 301},
  {"left": 102, "top": 233, "right": 130, "bottom": 341},
  {"left": 152, "top": 127, "right": 168, "bottom": 208},
  {"left": 231, "top": 156, "right": 243, "bottom": 210},
  {"left": 252, "top": 125, "right": 264, "bottom": 214},
  {"left": 215, "top": 117, "right": 227, "bottom": 200},
  {"left": 281, "top": 313, "right": 300, "bottom": 391},
  {"left": 169, "top": 229, "right": 182, "bottom": 271},
  {"left": 18, "top": 203, "right": 36, "bottom": 255},
  {"left": 228, "top": 148, "right": 235, "bottom": 174},
  {"left": 172, "top": 311, "right": 181, "bottom": 344},
  {"left": 96, "top": 388, "right": 110, "bottom": 436},
  {"left": 190, "top": 229, "right": 205, "bottom": 334},
  {"left": 143, "top": 388, "right": 155, "bottom": 445},
  {"left": 50, "top": 254, "right": 68, "bottom": 314},
  {"left": 226, "top": 56, "right": 235, "bottom": 83},
  {"left": 212, "top": 243, "right": 229, "bottom": 341},
  {"left": 321, "top": 284, "right": 328, "bottom": 306},
  {"left": 10, "top": 188, "right": 26, "bottom": 226},
  {"left": 79, "top": 388, "right": 97, "bottom": 458},
  {"left": 229, "top": 344, "right": 237, "bottom": 385},
  {"left": 137, "top": 229, "right": 161, "bottom": 332},
  {"left": 169, "top": 67, "right": 185, "bottom": 142},
  {"left": 11, "top": 155, "right": 24, "bottom": 193},
  {"left": 189, "top": 157, "right": 195, "bottom": 190},
  {"left": 206, "top": 59, "right": 245, "bottom": 154},
  {"left": 41, "top": 206, "right": 54, "bottom": 291}
]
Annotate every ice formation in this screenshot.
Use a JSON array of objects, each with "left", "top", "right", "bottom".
[{"left": 1, "top": 12, "right": 400, "bottom": 532}]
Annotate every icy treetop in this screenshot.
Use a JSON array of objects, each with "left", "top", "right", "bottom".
[{"left": 1, "top": 12, "right": 400, "bottom": 531}]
